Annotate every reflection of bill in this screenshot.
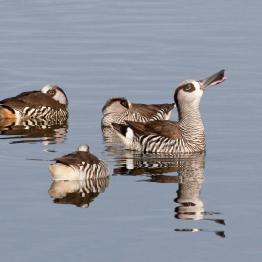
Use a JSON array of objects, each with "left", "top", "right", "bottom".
[
  {"left": 48, "top": 178, "right": 109, "bottom": 208},
  {"left": 175, "top": 228, "right": 225, "bottom": 238},
  {"left": 111, "top": 150, "right": 225, "bottom": 238},
  {"left": 175, "top": 175, "right": 225, "bottom": 223},
  {"left": 0, "top": 118, "right": 68, "bottom": 145}
]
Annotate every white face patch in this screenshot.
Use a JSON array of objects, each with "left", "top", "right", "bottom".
[
  {"left": 177, "top": 80, "right": 203, "bottom": 105},
  {"left": 41, "top": 84, "right": 67, "bottom": 105},
  {"left": 53, "top": 90, "right": 67, "bottom": 105},
  {"left": 192, "top": 81, "right": 201, "bottom": 90}
]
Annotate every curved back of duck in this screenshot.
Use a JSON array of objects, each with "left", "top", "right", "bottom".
[{"left": 102, "top": 103, "right": 174, "bottom": 127}]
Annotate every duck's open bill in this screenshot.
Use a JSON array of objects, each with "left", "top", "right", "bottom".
[{"left": 199, "top": 69, "right": 226, "bottom": 90}]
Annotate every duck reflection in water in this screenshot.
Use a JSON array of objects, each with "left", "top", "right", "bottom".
[
  {"left": 112, "top": 149, "right": 225, "bottom": 238},
  {"left": 0, "top": 118, "right": 68, "bottom": 145},
  {"left": 48, "top": 177, "right": 109, "bottom": 208},
  {"left": 102, "top": 126, "right": 123, "bottom": 144},
  {"left": 172, "top": 154, "right": 225, "bottom": 238}
]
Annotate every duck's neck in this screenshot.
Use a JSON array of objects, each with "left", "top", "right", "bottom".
[{"left": 178, "top": 101, "right": 205, "bottom": 150}]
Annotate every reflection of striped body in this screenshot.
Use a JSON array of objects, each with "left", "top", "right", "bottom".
[
  {"left": 0, "top": 117, "right": 68, "bottom": 145},
  {"left": 50, "top": 178, "right": 109, "bottom": 196},
  {"left": 102, "top": 97, "right": 175, "bottom": 127},
  {"left": 81, "top": 177, "right": 109, "bottom": 193},
  {"left": 113, "top": 150, "right": 204, "bottom": 177},
  {"left": 49, "top": 144, "right": 108, "bottom": 180},
  {"left": 49, "top": 178, "right": 109, "bottom": 208}
]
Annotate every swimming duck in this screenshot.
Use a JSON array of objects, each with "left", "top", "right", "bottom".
[
  {"left": 102, "top": 97, "right": 175, "bottom": 127},
  {"left": 0, "top": 84, "right": 68, "bottom": 121},
  {"left": 112, "top": 70, "right": 226, "bottom": 154},
  {"left": 49, "top": 144, "right": 108, "bottom": 180}
]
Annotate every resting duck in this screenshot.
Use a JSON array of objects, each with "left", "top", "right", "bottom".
[
  {"left": 102, "top": 97, "right": 175, "bottom": 127},
  {"left": 49, "top": 144, "right": 108, "bottom": 180},
  {"left": 0, "top": 84, "right": 68, "bottom": 122}
]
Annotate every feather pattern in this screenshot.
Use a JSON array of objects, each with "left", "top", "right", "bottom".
[{"left": 102, "top": 97, "right": 175, "bottom": 127}]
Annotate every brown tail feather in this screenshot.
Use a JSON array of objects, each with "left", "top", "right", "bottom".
[{"left": 0, "top": 106, "right": 16, "bottom": 119}]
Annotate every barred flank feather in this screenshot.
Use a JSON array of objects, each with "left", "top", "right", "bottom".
[
  {"left": 20, "top": 106, "right": 68, "bottom": 121},
  {"left": 136, "top": 108, "right": 205, "bottom": 153},
  {"left": 78, "top": 160, "right": 108, "bottom": 179}
]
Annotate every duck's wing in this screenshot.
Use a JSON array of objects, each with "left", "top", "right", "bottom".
[
  {"left": 54, "top": 151, "right": 100, "bottom": 166},
  {"left": 131, "top": 103, "right": 175, "bottom": 118},
  {"left": 0, "top": 91, "right": 37, "bottom": 112},
  {"left": 0, "top": 91, "right": 62, "bottom": 110},
  {"left": 125, "top": 120, "right": 182, "bottom": 140},
  {"left": 54, "top": 152, "right": 80, "bottom": 166},
  {"left": 1, "top": 91, "right": 38, "bottom": 105}
]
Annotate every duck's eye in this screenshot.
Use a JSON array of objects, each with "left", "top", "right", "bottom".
[
  {"left": 47, "top": 89, "right": 56, "bottom": 96},
  {"left": 183, "top": 83, "right": 195, "bottom": 92},
  {"left": 120, "top": 100, "right": 129, "bottom": 108}
]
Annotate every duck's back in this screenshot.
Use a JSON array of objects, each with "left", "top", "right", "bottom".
[{"left": 1, "top": 91, "right": 63, "bottom": 111}]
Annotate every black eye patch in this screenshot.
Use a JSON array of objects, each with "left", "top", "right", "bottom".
[
  {"left": 47, "top": 89, "right": 56, "bottom": 96},
  {"left": 120, "top": 100, "right": 129, "bottom": 109},
  {"left": 183, "top": 83, "right": 195, "bottom": 92},
  {"left": 174, "top": 83, "right": 196, "bottom": 106}
]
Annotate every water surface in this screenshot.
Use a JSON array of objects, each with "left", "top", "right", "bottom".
[{"left": 0, "top": 1, "right": 261, "bottom": 261}]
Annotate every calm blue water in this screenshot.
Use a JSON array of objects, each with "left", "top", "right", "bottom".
[{"left": 0, "top": 1, "right": 261, "bottom": 261}]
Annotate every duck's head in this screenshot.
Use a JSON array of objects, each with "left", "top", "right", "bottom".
[
  {"left": 174, "top": 69, "right": 226, "bottom": 108},
  {"left": 102, "top": 97, "right": 131, "bottom": 115},
  {"left": 41, "top": 84, "right": 68, "bottom": 106},
  {"left": 78, "top": 144, "right": 89, "bottom": 152}
]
